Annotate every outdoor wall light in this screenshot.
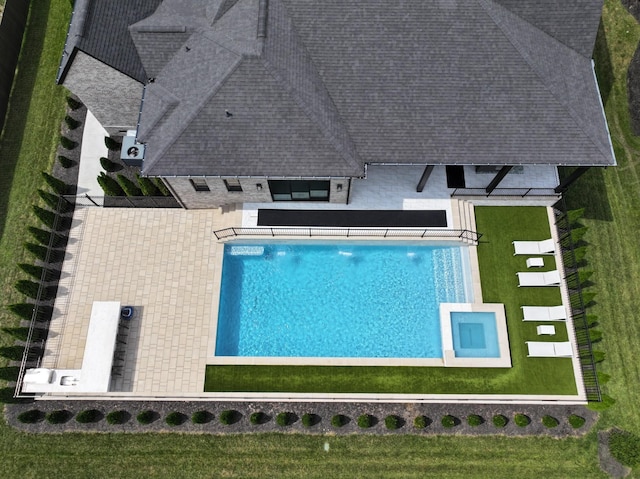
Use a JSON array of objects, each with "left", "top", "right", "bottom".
[
  {"left": 256, "top": 183, "right": 263, "bottom": 191},
  {"left": 336, "top": 183, "right": 343, "bottom": 191}
]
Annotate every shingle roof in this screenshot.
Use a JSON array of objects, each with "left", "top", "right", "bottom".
[
  {"left": 136, "top": 0, "right": 614, "bottom": 178},
  {"left": 58, "top": 0, "right": 162, "bottom": 84}
]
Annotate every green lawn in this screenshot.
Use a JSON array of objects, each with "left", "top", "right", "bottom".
[{"left": 0, "top": 0, "right": 639, "bottom": 478}]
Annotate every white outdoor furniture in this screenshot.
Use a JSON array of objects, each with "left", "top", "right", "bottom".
[
  {"left": 526, "top": 341, "right": 573, "bottom": 357},
  {"left": 526, "top": 257, "right": 544, "bottom": 268},
  {"left": 521, "top": 306, "right": 567, "bottom": 321},
  {"left": 513, "top": 239, "right": 556, "bottom": 256},
  {"left": 517, "top": 270, "right": 561, "bottom": 287},
  {"left": 536, "top": 325, "right": 556, "bottom": 335}
]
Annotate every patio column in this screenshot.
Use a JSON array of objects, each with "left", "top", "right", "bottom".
[
  {"left": 416, "top": 165, "right": 434, "bottom": 192},
  {"left": 485, "top": 165, "right": 512, "bottom": 194},
  {"left": 554, "top": 167, "right": 590, "bottom": 193}
]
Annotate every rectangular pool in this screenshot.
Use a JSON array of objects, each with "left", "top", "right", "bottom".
[{"left": 215, "top": 241, "right": 472, "bottom": 359}]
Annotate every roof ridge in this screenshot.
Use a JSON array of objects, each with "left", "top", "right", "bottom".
[{"left": 480, "top": 0, "right": 612, "bottom": 162}]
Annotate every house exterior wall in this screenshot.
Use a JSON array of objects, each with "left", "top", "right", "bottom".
[
  {"left": 164, "top": 177, "right": 349, "bottom": 209},
  {"left": 62, "top": 52, "right": 143, "bottom": 136}
]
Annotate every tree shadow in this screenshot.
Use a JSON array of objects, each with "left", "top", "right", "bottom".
[{"left": 593, "top": 18, "right": 614, "bottom": 108}]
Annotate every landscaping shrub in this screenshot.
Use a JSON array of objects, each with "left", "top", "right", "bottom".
[
  {"left": 580, "top": 291, "right": 596, "bottom": 307},
  {"left": 358, "top": 414, "right": 373, "bottom": 429},
  {"left": 0, "top": 346, "right": 24, "bottom": 361},
  {"left": 153, "top": 178, "right": 171, "bottom": 196},
  {"left": 60, "top": 135, "right": 77, "bottom": 150},
  {"left": 514, "top": 414, "right": 530, "bottom": 427},
  {"left": 414, "top": 415, "right": 428, "bottom": 429},
  {"left": 97, "top": 172, "right": 125, "bottom": 196},
  {"left": 578, "top": 270, "right": 594, "bottom": 285},
  {"left": 136, "top": 410, "right": 156, "bottom": 425},
  {"left": 492, "top": 415, "right": 508, "bottom": 428},
  {"left": 100, "top": 157, "right": 120, "bottom": 173},
  {"left": 106, "top": 410, "right": 128, "bottom": 425},
  {"left": 105, "top": 136, "right": 121, "bottom": 151},
  {"left": 76, "top": 409, "right": 102, "bottom": 423},
  {"left": 38, "top": 189, "right": 61, "bottom": 210},
  {"left": 7, "top": 303, "right": 34, "bottom": 320},
  {"left": 219, "top": 410, "right": 236, "bottom": 425},
  {"left": 250, "top": 412, "right": 267, "bottom": 425},
  {"left": 47, "top": 410, "right": 71, "bottom": 424},
  {"left": 276, "top": 412, "right": 292, "bottom": 427},
  {"left": 593, "top": 350, "right": 606, "bottom": 363},
  {"left": 609, "top": 430, "right": 640, "bottom": 467},
  {"left": 64, "top": 115, "right": 80, "bottom": 130},
  {"left": 15, "top": 279, "right": 41, "bottom": 300},
  {"left": 467, "top": 414, "right": 483, "bottom": 427},
  {"left": 572, "top": 246, "right": 588, "bottom": 264},
  {"left": 441, "top": 415, "right": 456, "bottom": 428},
  {"left": 66, "top": 96, "right": 82, "bottom": 110},
  {"left": 586, "top": 314, "right": 598, "bottom": 327},
  {"left": 385, "top": 415, "right": 401, "bottom": 430},
  {"left": 588, "top": 394, "right": 616, "bottom": 411},
  {"left": 58, "top": 155, "right": 75, "bottom": 168},
  {"left": 17, "top": 409, "right": 43, "bottom": 424},
  {"left": 18, "top": 263, "right": 45, "bottom": 280},
  {"left": 597, "top": 372, "right": 611, "bottom": 384},
  {"left": 301, "top": 413, "right": 317, "bottom": 428},
  {"left": 32, "top": 206, "right": 57, "bottom": 228},
  {"left": 568, "top": 414, "right": 586, "bottom": 429},
  {"left": 570, "top": 226, "right": 589, "bottom": 244},
  {"left": 136, "top": 173, "right": 161, "bottom": 196},
  {"left": 24, "top": 242, "right": 49, "bottom": 262},
  {"left": 28, "top": 226, "right": 53, "bottom": 246},
  {"left": 165, "top": 411, "right": 185, "bottom": 426},
  {"left": 191, "top": 410, "right": 210, "bottom": 424},
  {"left": 117, "top": 174, "right": 143, "bottom": 196},
  {"left": 331, "top": 414, "right": 347, "bottom": 428},
  {"left": 2, "top": 327, "right": 30, "bottom": 341},
  {"left": 589, "top": 329, "right": 603, "bottom": 343},
  {"left": 567, "top": 208, "right": 585, "bottom": 226},
  {"left": 542, "top": 415, "right": 559, "bottom": 428}
]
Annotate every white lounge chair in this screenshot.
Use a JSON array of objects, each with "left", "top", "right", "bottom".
[
  {"left": 526, "top": 341, "right": 573, "bottom": 357},
  {"left": 517, "top": 270, "right": 561, "bottom": 287},
  {"left": 521, "top": 306, "right": 567, "bottom": 321},
  {"left": 512, "top": 239, "right": 556, "bottom": 255}
]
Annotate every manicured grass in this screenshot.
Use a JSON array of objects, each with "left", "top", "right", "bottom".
[{"left": 206, "top": 206, "right": 576, "bottom": 396}]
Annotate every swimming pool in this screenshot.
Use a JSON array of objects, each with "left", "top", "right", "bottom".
[
  {"left": 450, "top": 312, "right": 500, "bottom": 358},
  {"left": 215, "top": 241, "right": 472, "bottom": 359}
]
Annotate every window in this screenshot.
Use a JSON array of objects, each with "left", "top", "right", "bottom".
[
  {"left": 190, "top": 178, "right": 210, "bottom": 191},
  {"left": 268, "top": 180, "right": 330, "bottom": 201},
  {"left": 224, "top": 178, "right": 243, "bottom": 192}
]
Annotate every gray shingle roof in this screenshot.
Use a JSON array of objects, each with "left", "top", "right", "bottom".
[
  {"left": 137, "top": 0, "right": 614, "bottom": 178},
  {"left": 58, "top": 0, "right": 162, "bottom": 84}
]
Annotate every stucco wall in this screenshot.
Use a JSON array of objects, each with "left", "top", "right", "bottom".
[
  {"left": 165, "top": 177, "right": 349, "bottom": 209},
  {"left": 62, "top": 52, "right": 143, "bottom": 135}
]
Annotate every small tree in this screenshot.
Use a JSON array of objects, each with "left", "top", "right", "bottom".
[
  {"left": 541, "top": 415, "right": 559, "bottom": 428},
  {"left": 76, "top": 409, "right": 102, "bottom": 423},
  {"left": 17, "top": 409, "right": 44, "bottom": 424},
  {"left": 414, "top": 415, "right": 428, "bottom": 429},
  {"left": 301, "top": 413, "right": 316, "bottom": 428},
  {"left": 58, "top": 155, "right": 75, "bottom": 168},
  {"left": 117, "top": 174, "right": 143, "bottom": 196},
  {"left": 191, "top": 411, "right": 209, "bottom": 424},
  {"left": 492, "top": 415, "right": 508, "bottom": 428},
  {"left": 357, "top": 414, "right": 373, "bottom": 429},
  {"left": 64, "top": 115, "right": 80, "bottom": 130},
  {"left": 136, "top": 173, "right": 161, "bottom": 196},
  {"left": 441, "top": 415, "right": 456, "bottom": 428},
  {"left": 37, "top": 189, "right": 61, "bottom": 210},
  {"left": 276, "top": 412, "right": 292, "bottom": 427},
  {"left": 42, "top": 172, "right": 69, "bottom": 195},
  {"left": 331, "top": 414, "right": 347, "bottom": 428},
  {"left": 250, "top": 412, "right": 266, "bottom": 425},
  {"left": 47, "top": 410, "right": 71, "bottom": 424},
  {"left": 15, "top": 279, "right": 41, "bottom": 300},
  {"left": 514, "top": 414, "right": 530, "bottom": 427},
  {"left": 60, "top": 135, "right": 77, "bottom": 150},
  {"left": 153, "top": 178, "right": 171, "bottom": 196},
  {"left": 18, "top": 263, "right": 45, "bottom": 280},
  {"left": 567, "top": 208, "right": 585, "bottom": 226},
  {"left": 28, "top": 226, "right": 52, "bottom": 246},
  {"left": 568, "top": 415, "right": 586, "bottom": 429},
  {"left": 0, "top": 346, "right": 24, "bottom": 360},
  {"left": 100, "top": 157, "right": 120, "bottom": 172},
  {"left": 136, "top": 410, "right": 156, "bottom": 424},
  {"left": 105, "top": 136, "right": 121, "bottom": 151},
  {"left": 219, "top": 410, "right": 236, "bottom": 425},
  {"left": 467, "top": 414, "right": 483, "bottom": 427},
  {"left": 97, "top": 172, "right": 125, "bottom": 196},
  {"left": 66, "top": 96, "right": 82, "bottom": 110},
  {"left": 106, "top": 410, "right": 128, "bottom": 425},
  {"left": 7, "top": 303, "right": 34, "bottom": 320},
  {"left": 570, "top": 227, "right": 589, "bottom": 244},
  {"left": 24, "top": 242, "right": 49, "bottom": 262},
  {"left": 165, "top": 412, "right": 185, "bottom": 426},
  {"left": 32, "top": 206, "right": 57, "bottom": 229},
  {"left": 385, "top": 415, "right": 401, "bottom": 430}
]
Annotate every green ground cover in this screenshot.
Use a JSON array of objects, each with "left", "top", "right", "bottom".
[{"left": 205, "top": 206, "right": 576, "bottom": 395}]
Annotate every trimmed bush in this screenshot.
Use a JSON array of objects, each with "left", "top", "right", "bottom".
[
  {"left": 609, "top": 430, "right": 640, "bottom": 467},
  {"left": 76, "top": 409, "right": 101, "bottom": 423},
  {"left": 414, "top": 415, "right": 428, "bottom": 429},
  {"left": 250, "top": 412, "right": 267, "bottom": 425},
  {"left": 117, "top": 174, "right": 143, "bottom": 196},
  {"left": 106, "top": 410, "right": 128, "bottom": 425},
  {"left": 568, "top": 415, "right": 586, "bottom": 429},
  {"left": 60, "top": 135, "right": 77, "bottom": 150},
  {"left": 572, "top": 246, "right": 588, "bottom": 264},
  {"left": 58, "top": 155, "right": 75, "bottom": 168},
  {"left": 301, "top": 413, "right": 317, "bottom": 428},
  {"left": 331, "top": 414, "right": 347, "bottom": 428},
  {"left": 542, "top": 415, "right": 559, "bottom": 428},
  {"left": 358, "top": 414, "right": 373, "bottom": 429},
  {"left": 2, "top": 327, "right": 30, "bottom": 341},
  {"left": 578, "top": 270, "right": 594, "bottom": 284},
  {"left": 276, "top": 412, "right": 293, "bottom": 427},
  {"left": 28, "top": 226, "right": 53, "bottom": 246},
  {"left": 100, "top": 157, "right": 120, "bottom": 172},
  {"left": 97, "top": 172, "right": 125, "bottom": 196},
  {"left": 219, "top": 410, "right": 236, "bottom": 425},
  {"left": 589, "top": 329, "right": 603, "bottom": 343},
  {"left": 47, "top": 410, "right": 71, "bottom": 424},
  {"left": 191, "top": 410, "right": 210, "bottom": 424},
  {"left": 137, "top": 410, "right": 156, "bottom": 425},
  {"left": 153, "top": 178, "right": 171, "bottom": 196},
  {"left": 567, "top": 208, "right": 585, "bottom": 226},
  {"left": 136, "top": 173, "right": 161, "bottom": 196},
  {"left": 586, "top": 314, "right": 598, "bottom": 327},
  {"left": 0, "top": 346, "right": 24, "bottom": 360},
  {"left": 32, "top": 205, "right": 57, "bottom": 228},
  {"left": 514, "top": 414, "right": 530, "bottom": 427},
  {"left": 7, "top": 303, "right": 34, "bottom": 320},
  {"left": 15, "top": 279, "right": 41, "bottom": 300},
  {"left": 105, "top": 136, "right": 121, "bottom": 151},
  {"left": 66, "top": 96, "right": 82, "bottom": 110},
  {"left": 385, "top": 415, "right": 401, "bottom": 430},
  {"left": 17, "top": 409, "right": 44, "bottom": 424},
  {"left": 467, "top": 414, "right": 483, "bottom": 427},
  {"left": 588, "top": 394, "right": 616, "bottom": 411},
  {"left": 165, "top": 411, "right": 185, "bottom": 426},
  {"left": 492, "top": 414, "right": 508, "bottom": 428},
  {"left": 24, "top": 242, "right": 49, "bottom": 262},
  {"left": 64, "top": 115, "right": 80, "bottom": 130},
  {"left": 18, "top": 263, "right": 45, "bottom": 280},
  {"left": 38, "top": 189, "right": 61, "bottom": 211},
  {"left": 593, "top": 350, "right": 605, "bottom": 363},
  {"left": 597, "top": 372, "right": 611, "bottom": 384},
  {"left": 441, "top": 415, "right": 456, "bottom": 428},
  {"left": 581, "top": 291, "right": 596, "bottom": 306},
  {"left": 570, "top": 226, "right": 589, "bottom": 244}
]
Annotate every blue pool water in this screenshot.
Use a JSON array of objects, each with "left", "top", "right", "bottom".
[
  {"left": 450, "top": 312, "right": 500, "bottom": 358},
  {"left": 216, "top": 241, "right": 471, "bottom": 358}
]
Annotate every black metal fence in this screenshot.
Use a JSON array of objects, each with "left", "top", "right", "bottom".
[
  {"left": 553, "top": 199, "right": 601, "bottom": 402},
  {"left": 0, "top": 0, "right": 31, "bottom": 135},
  {"left": 65, "top": 194, "right": 180, "bottom": 209},
  {"left": 452, "top": 187, "right": 560, "bottom": 198},
  {"left": 214, "top": 227, "right": 482, "bottom": 243}
]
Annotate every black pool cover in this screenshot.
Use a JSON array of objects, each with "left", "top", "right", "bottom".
[{"left": 257, "top": 209, "right": 447, "bottom": 228}]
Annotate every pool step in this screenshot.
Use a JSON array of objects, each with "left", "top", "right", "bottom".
[
  {"left": 229, "top": 246, "right": 265, "bottom": 256},
  {"left": 452, "top": 199, "right": 478, "bottom": 245}
]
